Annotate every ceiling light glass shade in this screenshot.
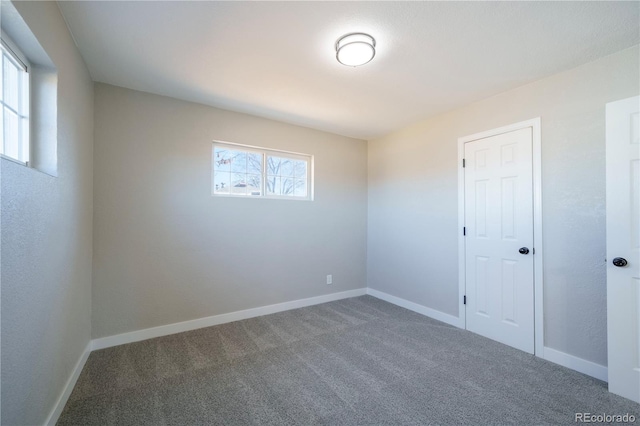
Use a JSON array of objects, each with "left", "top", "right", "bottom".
[{"left": 335, "top": 33, "right": 376, "bottom": 67}]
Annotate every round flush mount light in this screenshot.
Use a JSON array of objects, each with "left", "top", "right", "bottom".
[{"left": 335, "top": 33, "right": 376, "bottom": 67}]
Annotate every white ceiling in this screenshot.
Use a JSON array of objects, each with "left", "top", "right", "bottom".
[{"left": 58, "top": 1, "right": 639, "bottom": 140}]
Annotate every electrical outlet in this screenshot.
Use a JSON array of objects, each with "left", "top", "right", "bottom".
[{"left": 326, "top": 275, "right": 333, "bottom": 285}]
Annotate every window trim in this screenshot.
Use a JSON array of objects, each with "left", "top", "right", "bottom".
[
  {"left": 1, "top": 35, "right": 29, "bottom": 71},
  {"left": 1, "top": 31, "right": 31, "bottom": 166},
  {"left": 212, "top": 140, "right": 314, "bottom": 201}
]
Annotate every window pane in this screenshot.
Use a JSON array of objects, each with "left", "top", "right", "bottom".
[
  {"left": 231, "top": 172, "right": 248, "bottom": 195},
  {"left": 246, "top": 173, "right": 262, "bottom": 196},
  {"left": 266, "top": 156, "right": 277, "bottom": 177},
  {"left": 229, "top": 151, "right": 248, "bottom": 173},
  {"left": 292, "top": 159, "right": 307, "bottom": 179},
  {"left": 214, "top": 147, "right": 232, "bottom": 172},
  {"left": 264, "top": 156, "right": 308, "bottom": 197},
  {"left": 267, "top": 156, "right": 293, "bottom": 177},
  {"left": 213, "top": 171, "right": 231, "bottom": 194},
  {"left": 266, "top": 176, "right": 281, "bottom": 196},
  {"left": 4, "top": 58, "right": 19, "bottom": 111},
  {"left": 231, "top": 184, "right": 248, "bottom": 196},
  {"left": 280, "top": 159, "right": 294, "bottom": 176},
  {"left": 19, "top": 70, "right": 28, "bottom": 116},
  {"left": 214, "top": 148, "right": 263, "bottom": 196},
  {"left": 20, "top": 116, "right": 28, "bottom": 162},
  {"left": 247, "top": 152, "right": 262, "bottom": 175},
  {"left": 4, "top": 108, "right": 19, "bottom": 159},
  {"left": 294, "top": 179, "right": 307, "bottom": 197},
  {"left": 281, "top": 177, "right": 296, "bottom": 195}
]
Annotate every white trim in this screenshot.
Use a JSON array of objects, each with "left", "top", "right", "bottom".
[
  {"left": 212, "top": 139, "right": 311, "bottom": 158},
  {"left": 91, "top": 288, "right": 367, "bottom": 351},
  {"left": 0, "top": 153, "right": 28, "bottom": 166},
  {"left": 44, "top": 342, "right": 91, "bottom": 426},
  {"left": 543, "top": 347, "right": 608, "bottom": 382},
  {"left": 367, "top": 288, "right": 605, "bottom": 382},
  {"left": 457, "top": 118, "right": 544, "bottom": 356},
  {"left": 1, "top": 30, "right": 30, "bottom": 71},
  {"left": 366, "top": 288, "right": 463, "bottom": 328},
  {"left": 1, "top": 32, "right": 31, "bottom": 165},
  {"left": 457, "top": 132, "right": 467, "bottom": 329},
  {"left": 41, "top": 290, "right": 608, "bottom": 426},
  {"left": 531, "top": 118, "right": 544, "bottom": 357}
]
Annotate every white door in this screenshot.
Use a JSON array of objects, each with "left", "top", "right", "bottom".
[
  {"left": 606, "top": 96, "right": 640, "bottom": 403},
  {"left": 464, "top": 127, "right": 535, "bottom": 354}
]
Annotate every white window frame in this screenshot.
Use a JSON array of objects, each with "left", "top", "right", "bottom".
[
  {"left": 212, "top": 141, "right": 314, "bottom": 201},
  {"left": 1, "top": 32, "right": 30, "bottom": 166}
]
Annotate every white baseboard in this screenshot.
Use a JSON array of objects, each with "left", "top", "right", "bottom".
[
  {"left": 40, "top": 288, "right": 610, "bottom": 426},
  {"left": 367, "top": 288, "right": 463, "bottom": 328},
  {"left": 45, "top": 342, "right": 91, "bottom": 426},
  {"left": 366, "top": 289, "right": 608, "bottom": 382},
  {"left": 543, "top": 346, "right": 608, "bottom": 382},
  {"left": 91, "top": 288, "right": 368, "bottom": 351}
]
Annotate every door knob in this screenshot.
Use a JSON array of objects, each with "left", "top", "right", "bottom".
[
  {"left": 519, "top": 247, "right": 530, "bottom": 255},
  {"left": 612, "top": 257, "right": 628, "bottom": 267}
]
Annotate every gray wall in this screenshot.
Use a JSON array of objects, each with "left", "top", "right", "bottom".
[
  {"left": 368, "top": 46, "right": 639, "bottom": 366},
  {"left": 0, "top": 2, "right": 94, "bottom": 425},
  {"left": 92, "top": 84, "right": 368, "bottom": 339}
]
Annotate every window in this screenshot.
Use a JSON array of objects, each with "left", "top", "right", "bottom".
[
  {"left": 212, "top": 142, "right": 313, "bottom": 200},
  {"left": 1, "top": 4, "right": 59, "bottom": 176},
  {"left": 0, "top": 36, "right": 30, "bottom": 164}
]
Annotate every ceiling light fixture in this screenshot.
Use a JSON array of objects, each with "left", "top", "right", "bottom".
[{"left": 335, "top": 33, "right": 376, "bottom": 67}]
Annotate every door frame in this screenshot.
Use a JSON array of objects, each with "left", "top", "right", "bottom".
[{"left": 457, "top": 117, "right": 543, "bottom": 356}]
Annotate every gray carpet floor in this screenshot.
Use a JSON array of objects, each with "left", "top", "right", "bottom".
[{"left": 58, "top": 296, "right": 639, "bottom": 425}]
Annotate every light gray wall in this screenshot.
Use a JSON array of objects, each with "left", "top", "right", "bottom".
[
  {"left": 368, "top": 46, "right": 639, "bottom": 366},
  {"left": 92, "top": 84, "right": 367, "bottom": 339},
  {"left": 0, "top": 2, "right": 94, "bottom": 425}
]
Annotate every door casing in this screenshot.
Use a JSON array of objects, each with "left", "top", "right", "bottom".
[{"left": 457, "top": 118, "right": 543, "bottom": 356}]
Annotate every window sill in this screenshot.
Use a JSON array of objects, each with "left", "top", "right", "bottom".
[{"left": 212, "top": 193, "right": 313, "bottom": 201}]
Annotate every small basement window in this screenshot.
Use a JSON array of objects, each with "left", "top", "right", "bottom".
[
  {"left": 0, "top": 36, "right": 30, "bottom": 165},
  {"left": 2, "top": 3, "right": 59, "bottom": 176},
  {"left": 212, "top": 141, "right": 313, "bottom": 200}
]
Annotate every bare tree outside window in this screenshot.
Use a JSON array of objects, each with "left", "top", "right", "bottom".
[{"left": 266, "top": 156, "right": 307, "bottom": 197}]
